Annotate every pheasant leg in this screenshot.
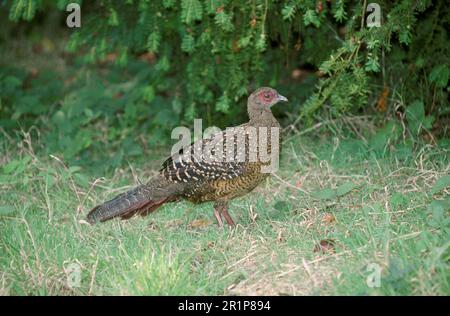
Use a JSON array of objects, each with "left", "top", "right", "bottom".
[
  {"left": 213, "top": 206, "right": 224, "bottom": 227},
  {"left": 218, "top": 201, "right": 235, "bottom": 227},
  {"left": 221, "top": 208, "right": 236, "bottom": 227}
]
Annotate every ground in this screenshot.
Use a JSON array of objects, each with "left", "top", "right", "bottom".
[{"left": 0, "top": 131, "right": 449, "bottom": 295}]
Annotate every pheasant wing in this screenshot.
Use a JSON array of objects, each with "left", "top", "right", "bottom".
[{"left": 160, "top": 126, "right": 250, "bottom": 183}]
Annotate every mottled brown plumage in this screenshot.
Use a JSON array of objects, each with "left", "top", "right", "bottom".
[{"left": 87, "top": 87, "right": 288, "bottom": 226}]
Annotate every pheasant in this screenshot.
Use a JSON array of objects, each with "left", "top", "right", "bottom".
[{"left": 87, "top": 87, "right": 288, "bottom": 227}]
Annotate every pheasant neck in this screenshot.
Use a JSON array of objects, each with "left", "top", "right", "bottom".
[{"left": 248, "top": 106, "right": 276, "bottom": 126}]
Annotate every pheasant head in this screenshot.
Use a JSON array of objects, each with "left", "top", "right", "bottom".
[{"left": 247, "top": 87, "right": 288, "bottom": 120}]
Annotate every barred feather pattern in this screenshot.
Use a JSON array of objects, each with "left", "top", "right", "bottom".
[
  {"left": 161, "top": 121, "right": 279, "bottom": 203},
  {"left": 87, "top": 176, "right": 182, "bottom": 223}
]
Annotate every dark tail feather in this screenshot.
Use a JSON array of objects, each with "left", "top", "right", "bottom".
[{"left": 87, "top": 179, "right": 180, "bottom": 224}]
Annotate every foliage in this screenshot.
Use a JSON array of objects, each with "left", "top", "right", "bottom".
[{"left": 0, "top": 0, "right": 448, "bottom": 169}]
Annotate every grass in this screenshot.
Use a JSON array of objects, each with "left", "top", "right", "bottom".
[{"left": 0, "top": 129, "right": 449, "bottom": 296}]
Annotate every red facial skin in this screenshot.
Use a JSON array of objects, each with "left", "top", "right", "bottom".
[{"left": 258, "top": 90, "right": 276, "bottom": 105}]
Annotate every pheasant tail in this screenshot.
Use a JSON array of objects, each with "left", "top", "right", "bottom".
[{"left": 87, "top": 176, "right": 181, "bottom": 223}]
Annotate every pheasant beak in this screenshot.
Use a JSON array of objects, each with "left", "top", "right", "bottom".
[{"left": 277, "top": 94, "right": 288, "bottom": 102}]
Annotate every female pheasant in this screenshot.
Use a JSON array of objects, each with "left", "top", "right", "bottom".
[{"left": 87, "top": 87, "right": 288, "bottom": 227}]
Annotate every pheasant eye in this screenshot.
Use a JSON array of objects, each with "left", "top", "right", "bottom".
[{"left": 263, "top": 92, "right": 271, "bottom": 100}]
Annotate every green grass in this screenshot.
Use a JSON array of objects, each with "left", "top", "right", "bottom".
[{"left": 0, "top": 131, "right": 449, "bottom": 295}]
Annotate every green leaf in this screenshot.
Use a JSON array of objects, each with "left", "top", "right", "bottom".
[
  {"left": 116, "top": 48, "right": 128, "bottom": 66},
  {"left": 3, "top": 76, "right": 22, "bottom": 89},
  {"left": 303, "top": 9, "right": 320, "bottom": 28},
  {"left": 108, "top": 8, "right": 119, "bottom": 26},
  {"left": 216, "top": 93, "right": 230, "bottom": 113},
  {"left": 255, "top": 34, "right": 267, "bottom": 52},
  {"left": 156, "top": 55, "right": 170, "bottom": 72},
  {"left": 333, "top": 1, "right": 347, "bottom": 22},
  {"left": 431, "top": 176, "right": 450, "bottom": 195},
  {"left": 365, "top": 56, "right": 380, "bottom": 72},
  {"left": 205, "top": 0, "right": 221, "bottom": 14},
  {"left": 336, "top": 182, "right": 357, "bottom": 196},
  {"left": 74, "top": 173, "right": 89, "bottom": 188},
  {"left": 215, "top": 10, "right": 234, "bottom": 32},
  {"left": 368, "top": 121, "right": 401, "bottom": 151},
  {"left": 0, "top": 205, "right": 15, "bottom": 216},
  {"left": 273, "top": 200, "right": 290, "bottom": 212},
  {"left": 146, "top": 31, "right": 161, "bottom": 53},
  {"left": 238, "top": 34, "right": 252, "bottom": 48},
  {"left": 142, "top": 85, "right": 155, "bottom": 102},
  {"left": 399, "top": 29, "right": 412, "bottom": 45},
  {"left": 162, "top": 0, "right": 176, "bottom": 9},
  {"left": 429, "top": 65, "right": 449, "bottom": 88},
  {"left": 2, "top": 156, "right": 31, "bottom": 175},
  {"left": 9, "top": 0, "right": 36, "bottom": 21},
  {"left": 390, "top": 193, "right": 408, "bottom": 208},
  {"left": 172, "top": 97, "right": 182, "bottom": 115},
  {"left": 9, "top": 0, "right": 25, "bottom": 21},
  {"left": 181, "top": 0, "right": 203, "bottom": 24},
  {"left": 312, "top": 188, "right": 336, "bottom": 200},
  {"left": 24, "top": 0, "right": 37, "bottom": 20},
  {"left": 406, "top": 100, "right": 434, "bottom": 135},
  {"left": 68, "top": 166, "right": 82, "bottom": 174},
  {"left": 45, "top": 173, "right": 56, "bottom": 188},
  {"left": 3, "top": 159, "right": 20, "bottom": 174},
  {"left": 423, "top": 116, "right": 434, "bottom": 129},
  {"left": 282, "top": 3, "right": 297, "bottom": 21},
  {"left": 181, "top": 34, "right": 196, "bottom": 53},
  {"left": 427, "top": 199, "right": 450, "bottom": 227}
]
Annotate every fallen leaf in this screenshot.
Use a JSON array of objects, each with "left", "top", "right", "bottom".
[
  {"left": 313, "top": 239, "right": 336, "bottom": 254},
  {"left": 164, "top": 219, "right": 183, "bottom": 228},
  {"left": 29, "top": 67, "right": 39, "bottom": 77},
  {"left": 105, "top": 53, "right": 117, "bottom": 63},
  {"left": 376, "top": 86, "right": 390, "bottom": 112},
  {"left": 41, "top": 37, "right": 55, "bottom": 53},
  {"left": 291, "top": 68, "right": 312, "bottom": 81},
  {"left": 232, "top": 40, "right": 240, "bottom": 53},
  {"left": 338, "top": 26, "right": 347, "bottom": 37},
  {"left": 315, "top": 70, "right": 325, "bottom": 77},
  {"left": 59, "top": 216, "right": 70, "bottom": 223},
  {"left": 139, "top": 52, "right": 156, "bottom": 63},
  {"left": 322, "top": 213, "right": 336, "bottom": 224},
  {"left": 189, "top": 219, "right": 212, "bottom": 229},
  {"left": 113, "top": 92, "right": 124, "bottom": 100},
  {"left": 316, "top": 1, "right": 323, "bottom": 13}
]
